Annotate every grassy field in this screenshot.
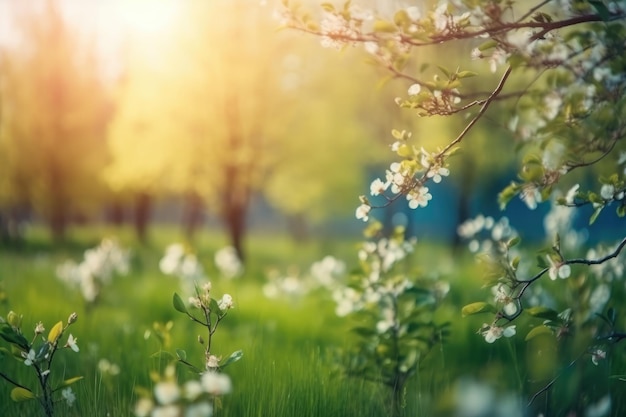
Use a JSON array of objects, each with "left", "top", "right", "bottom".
[{"left": 0, "top": 225, "right": 624, "bottom": 416}]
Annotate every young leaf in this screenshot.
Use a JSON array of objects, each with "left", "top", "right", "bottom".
[
  {"left": 526, "top": 306, "right": 559, "bottom": 321},
  {"left": 55, "top": 376, "right": 84, "bottom": 390},
  {"left": 47, "top": 321, "right": 63, "bottom": 344},
  {"left": 10, "top": 387, "right": 35, "bottom": 402},
  {"left": 589, "top": 206, "right": 603, "bottom": 225},
  {"left": 172, "top": 293, "right": 188, "bottom": 314},
  {"left": 461, "top": 302, "right": 496, "bottom": 317},
  {"left": 525, "top": 325, "right": 553, "bottom": 341},
  {"left": 220, "top": 350, "right": 244, "bottom": 368},
  {"left": 176, "top": 349, "right": 187, "bottom": 361},
  {"left": 0, "top": 325, "right": 30, "bottom": 350}
]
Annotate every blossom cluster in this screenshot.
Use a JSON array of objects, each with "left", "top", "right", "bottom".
[
  {"left": 134, "top": 364, "right": 231, "bottom": 417},
  {"left": 356, "top": 128, "right": 449, "bottom": 221},
  {"left": 56, "top": 238, "right": 130, "bottom": 303},
  {"left": 262, "top": 255, "right": 346, "bottom": 300},
  {"left": 0, "top": 311, "right": 81, "bottom": 413},
  {"left": 213, "top": 246, "right": 243, "bottom": 279},
  {"left": 160, "top": 243, "right": 207, "bottom": 296}
]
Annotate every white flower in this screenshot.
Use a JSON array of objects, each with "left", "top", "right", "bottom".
[
  {"left": 206, "top": 355, "right": 220, "bottom": 369},
  {"left": 408, "top": 83, "right": 421, "bottom": 96},
  {"left": 215, "top": 246, "right": 243, "bottom": 278},
  {"left": 407, "top": 186, "right": 432, "bottom": 209},
  {"left": 543, "top": 92, "right": 562, "bottom": 120},
  {"left": 356, "top": 203, "right": 371, "bottom": 221},
  {"left": 521, "top": 185, "right": 542, "bottom": 210},
  {"left": 370, "top": 178, "right": 388, "bottom": 196},
  {"left": 185, "top": 401, "right": 213, "bottom": 417},
  {"left": 492, "top": 284, "right": 517, "bottom": 316},
  {"left": 22, "top": 349, "right": 36, "bottom": 366},
  {"left": 546, "top": 255, "right": 571, "bottom": 280},
  {"left": 217, "top": 294, "right": 234, "bottom": 311},
  {"left": 134, "top": 398, "right": 154, "bottom": 417},
  {"left": 427, "top": 166, "right": 450, "bottom": 183},
  {"left": 364, "top": 41, "right": 378, "bottom": 55},
  {"left": 62, "top": 387, "right": 76, "bottom": 407},
  {"left": 489, "top": 48, "right": 508, "bottom": 73},
  {"left": 183, "top": 380, "right": 204, "bottom": 401},
  {"left": 565, "top": 184, "right": 580, "bottom": 204},
  {"left": 470, "top": 47, "right": 482, "bottom": 60},
  {"left": 66, "top": 334, "right": 79, "bottom": 352},
  {"left": 154, "top": 381, "right": 180, "bottom": 405},
  {"left": 152, "top": 405, "right": 180, "bottom": 417},
  {"left": 600, "top": 184, "right": 615, "bottom": 200},
  {"left": 201, "top": 371, "right": 232, "bottom": 395},
  {"left": 591, "top": 348, "right": 606, "bottom": 365},
  {"left": 406, "top": 6, "right": 421, "bottom": 21},
  {"left": 481, "top": 324, "right": 516, "bottom": 343}
]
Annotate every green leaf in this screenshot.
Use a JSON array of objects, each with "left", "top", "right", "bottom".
[
  {"left": 590, "top": 206, "right": 603, "bottom": 225},
  {"left": 616, "top": 204, "right": 626, "bottom": 218},
  {"left": 220, "top": 350, "right": 243, "bottom": 368},
  {"left": 373, "top": 20, "right": 397, "bottom": 33},
  {"left": 150, "top": 350, "right": 174, "bottom": 360},
  {"left": 10, "top": 387, "right": 35, "bottom": 402},
  {"left": 478, "top": 39, "right": 497, "bottom": 51},
  {"left": 0, "top": 325, "right": 30, "bottom": 350},
  {"left": 588, "top": 0, "right": 611, "bottom": 21},
  {"left": 320, "top": 2, "right": 335, "bottom": 12},
  {"left": 437, "top": 65, "right": 451, "bottom": 79},
  {"left": 393, "top": 10, "right": 410, "bottom": 27},
  {"left": 172, "top": 293, "right": 188, "bottom": 314},
  {"left": 461, "top": 302, "right": 496, "bottom": 317},
  {"left": 176, "top": 349, "right": 187, "bottom": 361},
  {"left": 55, "top": 376, "right": 84, "bottom": 390},
  {"left": 456, "top": 70, "right": 478, "bottom": 79},
  {"left": 525, "top": 325, "right": 553, "bottom": 341},
  {"left": 526, "top": 306, "right": 560, "bottom": 321},
  {"left": 507, "top": 236, "right": 521, "bottom": 248}
]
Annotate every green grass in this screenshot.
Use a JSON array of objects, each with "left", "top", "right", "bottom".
[{"left": 1, "top": 225, "right": 625, "bottom": 416}]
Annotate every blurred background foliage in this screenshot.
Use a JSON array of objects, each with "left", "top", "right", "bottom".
[{"left": 0, "top": 0, "right": 616, "bottom": 257}]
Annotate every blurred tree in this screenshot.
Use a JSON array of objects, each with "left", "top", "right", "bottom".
[{"left": 0, "top": 0, "right": 111, "bottom": 242}]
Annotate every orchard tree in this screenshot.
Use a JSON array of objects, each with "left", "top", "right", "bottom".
[
  {"left": 0, "top": 0, "right": 111, "bottom": 241},
  {"left": 284, "top": 0, "right": 626, "bottom": 414}
]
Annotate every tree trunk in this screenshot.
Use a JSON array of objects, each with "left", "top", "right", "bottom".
[
  {"left": 183, "top": 192, "right": 205, "bottom": 241},
  {"left": 134, "top": 192, "right": 152, "bottom": 244},
  {"left": 223, "top": 202, "right": 246, "bottom": 263}
]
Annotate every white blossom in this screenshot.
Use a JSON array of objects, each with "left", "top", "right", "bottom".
[
  {"left": 481, "top": 324, "right": 516, "bottom": 343},
  {"left": 356, "top": 203, "right": 371, "bottom": 221},
  {"left": 408, "top": 83, "right": 421, "bottom": 96}
]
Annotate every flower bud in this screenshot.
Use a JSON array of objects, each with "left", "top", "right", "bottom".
[
  {"left": 197, "top": 335, "right": 204, "bottom": 345},
  {"left": 67, "top": 312, "right": 78, "bottom": 325},
  {"left": 7, "top": 311, "right": 22, "bottom": 329},
  {"left": 34, "top": 321, "right": 45, "bottom": 335}
]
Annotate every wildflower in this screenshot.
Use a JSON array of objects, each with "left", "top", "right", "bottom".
[
  {"left": 154, "top": 380, "right": 180, "bottom": 405},
  {"left": 215, "top": 247, "right": 243, "bottom": 278},
  {"left": 218, "top": 294, "right": 234, "bottom": 311},
  {"left": 134, "top": 398, "right": 154, "bottom": 417},
  {"left": 61, "top": 387, "right": 76, "bottom": 407},
  {"left": 34, "top": 321, "right": 45, "bottom": 335},
  {"left": 185, "top": 402, "right": 213, "bottom": 417},
  {"left": 591, "top": 348, "right": 606, "bottom": 365},
  {"left": 408, "top": 83, "right": 421, "bottom": 96},
  {"left": 183, "top": 380, "right": 203, "bottom": 401},
  {"left": 356, "top": 203, "right": 371, "bottom": 221},
  {"left": 22, "top": 349, "right": 36, "bottom": 366},
  {"left": 152, "top": 405, "right": 180, "bottom": 417},
  {"left": 201, "top": 371, "right": 232, "bottom": 395},
  {"left": 65, "top": 334, "right": 79, "bottom": 352},
  {"left": 206, "top": 354, "right": 220, "bottom": 369},
  {"left": 480, "top": 323, "right": 516, "bottom": 343},
  {"left": 546, "top": 255, "right": 571, "bottom": 280}
]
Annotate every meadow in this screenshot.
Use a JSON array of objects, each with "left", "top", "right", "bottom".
[{"left": 0, "top": 225, "right": 623, "bottom": 417}]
